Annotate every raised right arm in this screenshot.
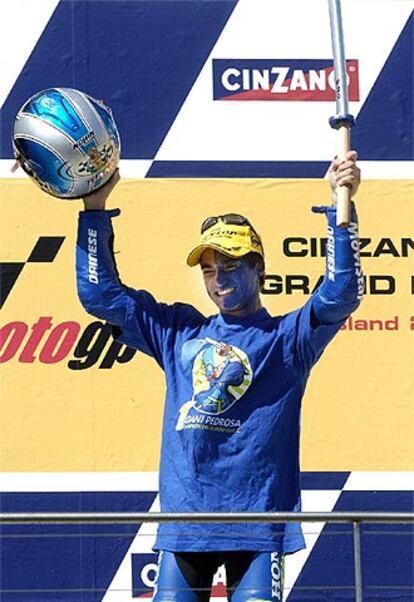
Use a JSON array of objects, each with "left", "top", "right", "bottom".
[
  {"left": 76, "top": 172, "right": 204, "bottom": 366},
  {"left": 76, "top": 207, "right": 129, "bottom": 325},
  {"left": 76, "top": 169, "right": 207, "bottom": 366},
  {"left": 76, "top": 168, "right": 132, "bottom": 325}
]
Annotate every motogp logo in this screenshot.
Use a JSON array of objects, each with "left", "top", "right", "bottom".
[{"left": 212, "top": 59, "right": 359, "bottom": 101}]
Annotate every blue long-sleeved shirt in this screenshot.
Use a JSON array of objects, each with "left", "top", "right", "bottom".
[{"left": 76, "top": 206, "right": 362, "bottom": 553}]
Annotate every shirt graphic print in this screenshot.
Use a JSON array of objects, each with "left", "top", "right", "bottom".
[{"left": 176, "top": 337, "right": 253, "bottom": 433}]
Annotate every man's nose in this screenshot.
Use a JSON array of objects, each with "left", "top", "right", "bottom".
[{"left": 216, "top": 268, "right": 229, "bottom": 288}]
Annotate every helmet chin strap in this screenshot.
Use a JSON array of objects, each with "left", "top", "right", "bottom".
[
  {"left": 13, "top": 156, "right": 35, "bottom": 178},
  {"left": 10, "top": 159, "right": 20, "bottom": 173}
]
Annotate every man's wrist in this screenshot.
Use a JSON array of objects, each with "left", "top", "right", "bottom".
[
  {"left": 79, "top": 208, "right": 121, "bottom": 218},
  {"left": 82, "top": 199, "right": 107, "bottom": 211}
]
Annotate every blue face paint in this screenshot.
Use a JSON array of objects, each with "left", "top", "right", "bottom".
[{"left": 201, "top": 249, "right": 262, "bottom": 317}]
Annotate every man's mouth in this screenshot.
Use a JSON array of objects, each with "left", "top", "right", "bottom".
[{"left": 216, "top": 288, "right": 235, "bottom": 297}]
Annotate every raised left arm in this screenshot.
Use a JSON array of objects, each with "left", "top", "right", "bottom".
[{"left": 310, "top": 151, "right": 364, "bottom": 326}]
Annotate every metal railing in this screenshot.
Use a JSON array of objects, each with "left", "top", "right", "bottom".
[{"left": 1, "top": 511, "right": 413, "bottom": 602}]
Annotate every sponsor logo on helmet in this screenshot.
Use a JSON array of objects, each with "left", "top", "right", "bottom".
[
  {"left": 57, "top": 144, "right": 115, "bottom": 182},
  {"left": 77, "top": 144, "right": 115, "bottom": 175},
  {"left": 72, "top": 131, "right": 95, "bottom": 150},
  {"left": 212, "top": 59, "right": 359, "bottom": 101}
]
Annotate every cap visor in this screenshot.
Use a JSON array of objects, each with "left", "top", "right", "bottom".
[{"left": 186, "top": 244, "right": 249, "bottom": 267}]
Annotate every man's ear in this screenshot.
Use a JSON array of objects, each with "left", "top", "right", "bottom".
[
  {"left": 255, "top": 257, "right": 265, "bottom": 290},
  {"left": 256, "top": 257, "right": 265, "bottom": 278}
]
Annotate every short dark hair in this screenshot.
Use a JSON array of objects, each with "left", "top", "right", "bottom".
[{"left": 244, "top": 252, "right": 265, "bottom": 289}]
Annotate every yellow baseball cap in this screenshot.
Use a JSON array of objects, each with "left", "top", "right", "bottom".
[{"left": 186, "top": 214, "right": 264, "bottom": 267}]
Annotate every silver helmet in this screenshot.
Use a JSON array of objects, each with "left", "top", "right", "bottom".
[{"left": 13, "top": 88, "right": 121, "bottom": 199}]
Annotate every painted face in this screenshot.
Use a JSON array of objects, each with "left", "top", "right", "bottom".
[{"left": 200, "top": 249, "right": 262, "bottom": 316}]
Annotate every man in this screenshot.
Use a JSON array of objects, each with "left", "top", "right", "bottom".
[{"left": 76, "top": 152, "right": 362, "bottom": 601}]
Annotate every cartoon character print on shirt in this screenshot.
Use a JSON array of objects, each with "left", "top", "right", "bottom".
[{"left": 176, "top": 337, "right": 253, "bottom": 433}]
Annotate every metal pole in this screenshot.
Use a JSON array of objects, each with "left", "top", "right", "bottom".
[
  {"left": 0, "top": 511, "right": 413, "bottom": 524},
  {"left": 328, "top": 0, "right": 349, "bottom": 117},
  {"left": 353, "top": 521, "right": 363, "bottom": 602}
]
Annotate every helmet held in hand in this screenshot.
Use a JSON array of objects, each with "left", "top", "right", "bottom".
[{"left": 12, "top": 88, "right": 121, "bottom": 199}]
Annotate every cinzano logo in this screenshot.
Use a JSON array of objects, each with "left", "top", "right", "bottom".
[{"left": 213, "top": 59, "right": 359, "bottom": 101}]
